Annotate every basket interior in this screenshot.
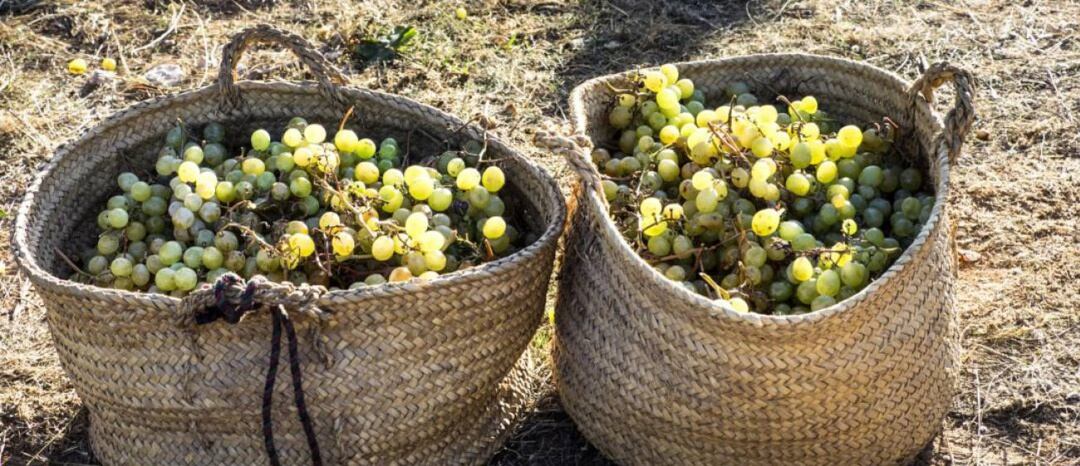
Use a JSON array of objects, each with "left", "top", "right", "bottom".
[{"left": 24, "top": 83, "right": 560, "bottom": 282}]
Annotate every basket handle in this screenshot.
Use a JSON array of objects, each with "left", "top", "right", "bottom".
[
  {"left": 908, "top": 63, "right": 975, "bottom": 162},
  {"left": 217, "top": 24, "right": 350, "bottom": 111},
  {"left": 534, "top": 131, "right": 609, "bottom": 209}
]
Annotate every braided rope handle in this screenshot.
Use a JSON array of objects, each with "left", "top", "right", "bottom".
[
  {"left": 908, "top": 62, "right": 976, "bottom": 162},
  {"left": 218, "top": 24, "right": 350, "bottom": 110},
  {"left": 180, "top": 273, "right": 329, "bottom": 323},
  {"left": 534, "top": 131, "right": 609, "bottom": 209}
]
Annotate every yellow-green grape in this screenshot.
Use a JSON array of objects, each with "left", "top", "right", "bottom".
[
  {"left": 731, "top": 167, "right": 750, "bottom": 188},
  {"left": 332, "top": 232, "right": 355, "bottom": 256},
  {"left": 750, "top": 137, "right": 773, "bottom": 158},
  {"left": 751, "top": 208, "right": 781, "bottom": 236},
  {"left": 792, "top": 256, "right": 814, "bottom": 282},
  {"left": 727, "top": 297, "right": 749, "bottom": 313},
  {"left": 800, "top": 96, "right": 818, "bottom": 114},
  {"left": 816, "top": 160, "right": 838, "bottom": 183},
  {"left": 154, "top": 268, "right": 176, "bottom": 291},
  {"left": 288, "top": 233, "right": 316, "bottom": 257},
  {"left": 251, "top": 129, "right": 271, "bottom": 151},
  {"left": 334, "top": 129, "right": 358, "bottom": 153},
  {"left": 656, "top": 88, "right": 680, "bottom": 110},
  {"left": 809, "top": 140, "right": 827, "bottom": 165},
  {"left": 785, "top": 173, "right": 811, "bottom": 196},
  {"left": 841, "top": 218, "right": 858, "bottom": 236},
  {"left": 67, "top": 58, "right": 88, "bottom": 74},
  {"left": 403, "top": 165, "right": 427, "bottom": 185},
  {"left": 662, "top": 203, "right": 684, "bottom": 221},
  {"left": 242, "top": 157, "right": 265, "bottom": 175},
  {"left": 429, "top": 188, "right": 453, "bottom": 211},
  {"left": 837, "top": 125, "right": 863, "bottom": 148},
  {"left": 659, "top": 125, "right": 680, "bottom": 145},
  {"left": 755, "top": 105, "right": 779, "bottom": 125},
  {"left": 319, "top": 212, "right": 341, "bottom": 230},
  {"left": 285, "top": 220, "right": 308, "bottom": 235},
  {"left": 184, "top": 145, "right": 204, "bottom": 164},
  {"left": 696, "top": 187, "right": 720, "bottom": 213},
  {"left": 355, "top": 161, "right": 380, "bottom": 184},
  {"left": 355, "top": 138, "right": 376, "bottom": 159},
  {"left": 750, "top": 157, "right": 776, "bottom": 180},
  {"left": 456, "top": 168, "right": 481, "bottom": 190},
  {"left": 800, "top": 122, "right": 820, "bottom": 141},
  {"left": 107, "top": 208, "right": 129, "bottom": 229},
  {"left": 177, "top": 161, "right": 199, "bottom": 183},
  {"left": 770, "top": 131, "right": 791, "bottom": 151},
  {"left": 617, "top": 93, "right": 636, "bottom": 107},
  {"left": 691, "top": 171, "right": 714, "bottom": 191},
  {"left": 418, "top": 230, "right": 445, "bottom": 253},
  {"left": 424, "top": 250, "right": 447, "bottom": 271},
  {"left": 483, "top": 216, "right": 507, "bottom": 239},
  {"left": 482, "top": 166, "right": 505, "bottom": 192},
  {"left": 383, "top": 168, "right": 404, "bottom": 186},
  {"left": 371, "top": 236, "right": 394, "bottom": 261},
  {"left": 293, "top": 146, "right": 313, "bottom": 167},
  {"left": 675, "top": 78, "right": 694, "bottom": 99},
  {"left": 379, "top": 186, "right": 403, "bottom": 212},
  {"left": 283, "top": 128, "right": 303, "bottom": 148},
  {"left": 658, "top": 159, "right": 680, "bottom": 182},
  {"left": 639, "top": 197, "right": 662, "bottom": 217},
  {"left": 409, "top": 176, "right": 434, "bottom": 200},
  {"left": 405, "top": 212, "right": 428, "bottom": 238},
  {"left": 659, "top": 64, "right": 679, "bottom": 85},
  {"left": 643, "top": 71, "right": 666, "bottom": 93},
  {"left": 303, "top": 124, "right": 327, "bottom": 144},
  {"left": 447, "top": 158, "right": 466, "bottom": 177}
]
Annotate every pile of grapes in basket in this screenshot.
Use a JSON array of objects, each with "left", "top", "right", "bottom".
[
  {"left": 596, "top": 64, "right": 934, "bottom": 315},
  {"left": 73, "top": 118, "right": 522, "bottom": 296}
]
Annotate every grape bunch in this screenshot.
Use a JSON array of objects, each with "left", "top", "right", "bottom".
[
  {"left": 73, "top": 117, "right": 523, "bottom": 296},
  {"left": 596, "top": 64, "right": 934, "bottom": 315}
]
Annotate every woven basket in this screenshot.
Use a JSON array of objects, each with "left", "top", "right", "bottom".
[
  {"left": 14, "top": 26, "right": 565, "bottom": 466},
  {"left": 538, "top": 55, "right": 974, "bottom": 465}
]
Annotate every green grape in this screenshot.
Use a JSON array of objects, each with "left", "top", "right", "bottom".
[
  {"left": 647, "top": 236, "right": 671, "bottom": 256},
  {"left": 174, "top": 267, "right": 198, "bottom": 291},
  {"left": 796, "top": 279, "right": 818, "bottom": 304},
  {"left": 899, "top": 168, "right": 922, "bottom": 191},
  {"left": 816, "top": 269, "right": 841, "bottom": 296},
  {"left": 778, "top": 221, "right": 804, "bottom": 242},
  {"left": 751, "top": 208, "right": 780, "bottom": 237}
]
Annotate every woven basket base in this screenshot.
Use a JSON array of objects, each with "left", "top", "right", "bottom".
[{"left": 85, "top": 351, "right": 540, "bottom": 466}]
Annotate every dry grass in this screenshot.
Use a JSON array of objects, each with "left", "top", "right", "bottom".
[{"left": 1, "top": 0, "right": 1078, "bottom": 465}]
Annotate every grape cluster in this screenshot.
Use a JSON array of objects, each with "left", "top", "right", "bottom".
[
  {"left": 74, "top": 117, "right": 522, "bottom": 296},
  {"left": 597, "top": 64, "right": 934, "bottom": 315}
]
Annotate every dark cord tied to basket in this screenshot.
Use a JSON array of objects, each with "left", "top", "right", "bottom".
[{"left": 183, "top": 273, "right": 328, "bottom": 466}]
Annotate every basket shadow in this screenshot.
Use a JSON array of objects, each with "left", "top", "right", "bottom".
[{"left": 545, "top": 0, "right": 752, "bottom": 116}]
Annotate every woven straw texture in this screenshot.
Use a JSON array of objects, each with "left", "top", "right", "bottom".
[
  {"left": 14, "top": 26, "right": 565, "bottom": 466},
  {"left": 544, "top": 55, "right": 974, "bottom": 466}
]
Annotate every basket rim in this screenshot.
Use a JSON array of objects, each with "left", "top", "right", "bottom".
[
  {"left": 567, "top": 53, "right": 953, "bottom": 328},
  {"left": 14, "top": 80, "right": 566, "bottom": 312}
]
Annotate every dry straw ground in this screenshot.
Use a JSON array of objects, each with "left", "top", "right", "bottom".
[{"left": 0, "top": 0, "right": 1077, "bottom": 465}]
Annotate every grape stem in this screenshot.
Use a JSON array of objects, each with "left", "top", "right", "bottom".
[{"left": 54, "top": 247, "right": 93, "bottom": 278}]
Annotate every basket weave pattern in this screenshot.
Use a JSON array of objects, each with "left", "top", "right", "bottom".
[
  {"left": 15, "top": 26, "right": 565, "bottom": 466},
  {"left": 547, "top": 55, "right": 973, "bottom": 465}
]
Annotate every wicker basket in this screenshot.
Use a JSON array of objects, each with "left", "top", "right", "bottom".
[
  {"left": 538, "top": 55, "right": 974, "bottom": 465},
  {"left": 14, "top": 26, "right": 565, "bottom": 466}
]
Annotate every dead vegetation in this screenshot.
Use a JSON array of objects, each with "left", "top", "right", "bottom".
[{"left": 1, "top": 1, "right": 1078, "bottom": 465}]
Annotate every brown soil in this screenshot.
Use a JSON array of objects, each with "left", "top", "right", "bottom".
[{"left": 1, "top": 1, "right": 1077, "bottom": 465}]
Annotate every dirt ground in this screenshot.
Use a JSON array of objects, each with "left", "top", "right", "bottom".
[{"left": 1, "top": 0, "right": 1078, "bottom": 465}]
